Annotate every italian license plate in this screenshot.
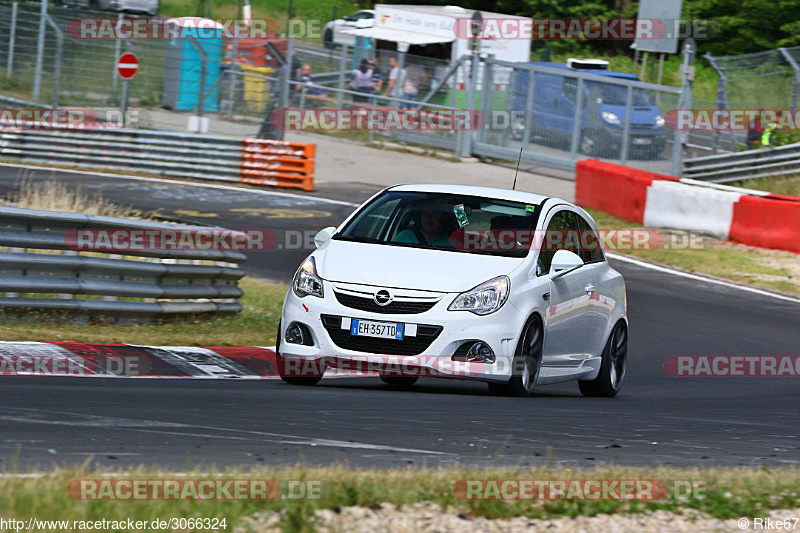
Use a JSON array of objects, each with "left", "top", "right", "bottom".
[
  {"left": 632, "top": 138, "right": 652, "bottom": 145},
  {"left": 350, "top": 319, "right": 404, "bottom": 340}
]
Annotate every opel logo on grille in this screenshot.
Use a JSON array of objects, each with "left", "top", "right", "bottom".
[{"left": 374, "top": 290, "right": 393, "bottom": 306}]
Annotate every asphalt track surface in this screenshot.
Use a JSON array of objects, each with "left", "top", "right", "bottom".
[{"left": 0, "top": 165, "right": 799, "bottom": 470}]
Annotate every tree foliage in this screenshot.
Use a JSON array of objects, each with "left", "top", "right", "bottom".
[{"left": 386, "top": 0, "right": 799, "bottom": 56}]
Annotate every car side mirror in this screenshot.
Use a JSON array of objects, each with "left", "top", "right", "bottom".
[
  {"left": 342, "top": 15, "right": 354, "bottom": 21},
  {"left": 314, "top": 227, "right": 336, "bottom": 248},
  {"left": 549, "top": 249, "right": 584, "bottom": 278}
]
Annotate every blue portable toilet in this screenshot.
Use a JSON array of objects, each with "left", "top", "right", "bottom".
[{"left": 162, "top": 17, "right": 223, "bottom": 112}]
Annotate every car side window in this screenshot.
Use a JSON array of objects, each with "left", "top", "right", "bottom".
[
  {"left": 537, "top": 209, "right": 581, "bottom": 276},
  {"left": 562, "top": 78, "right": 577, "bottom": 102},
  {"left": 576, "top": 214, "right": 605, "bottom": 263}
]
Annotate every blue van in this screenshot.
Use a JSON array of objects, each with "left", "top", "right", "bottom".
[{"left": 511, "top": 60, "right": 668, "bottom": 159}]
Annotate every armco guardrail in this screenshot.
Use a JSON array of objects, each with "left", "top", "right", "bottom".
[
  {"left": 682, "top": 142, "right": 800, "bottom": 183},
  {"left": 0, "top": 128, "right": 315, "bottom": 191},
  {"left": 0, "top": 206, "right": 247, "bottom": 321}
]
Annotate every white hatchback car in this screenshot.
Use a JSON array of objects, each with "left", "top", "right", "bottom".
[{"left": 277, "top": 184, "right": 628, "bottom": 397}]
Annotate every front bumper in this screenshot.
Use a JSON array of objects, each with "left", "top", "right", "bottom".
[
  {"left": 603, "top": 124, "right": 667, "bottom": 150},
  {"left": 279, "top": 280, "right": 528, "bottom": 383}
]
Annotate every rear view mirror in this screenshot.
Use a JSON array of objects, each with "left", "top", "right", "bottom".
[
  {"left": 549, "top": 249, "right": 584, "bottom": 278},
  {"left": 314, "top": 227, "right": 337, "bottom": 248}
]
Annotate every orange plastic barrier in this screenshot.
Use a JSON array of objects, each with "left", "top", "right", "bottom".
[{"left": 240, "top": 139, "right": 315, "bottom": 191}]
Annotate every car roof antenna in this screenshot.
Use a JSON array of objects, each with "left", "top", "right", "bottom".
[{"left": 512, "top": 147, "right": 523, "bottom": 190}]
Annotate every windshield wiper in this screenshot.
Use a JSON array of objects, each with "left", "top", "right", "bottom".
[{"left": 333, "top": 235, "right": 384, "bottom": 244}]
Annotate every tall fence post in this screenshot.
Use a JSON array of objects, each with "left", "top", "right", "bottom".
[
  {"left": 520, "top": 67, "right": 536, "bottom": 147},
  {"left": 671, "top": 43, "right": 694, "bottom": 176},
  {"left": 32, "top": 0, "right": 48, "bottom": 103},
  {"left": 704, "top": 53, "right": 727, "bottom": 155},
  {"left": 282, "top": 35, "right": 293, "bottom": 110},
  {"left": 6, "top": 2, "right": 18, "bottom": 78},
  {"left": 778, "top": 48, "right": 800, "bottom": 110},
  {"left": 226, "top": 37, "right": 238, "bottom": 118},
  {"left": 459, "top": 51, "right": 479, "bottom": 158},
  {"left": 620, "top": 85, "right": 633, "bottom": 163},
  {"left": 337, "top": 44, "right": 348, "bottom": 110},
  {"left": 568, "top": 77, "right": 585, "bottom": 160},
  {"left": 45, "top": 15, "right": 63, "bottom": 109},
  {"left": 477, "top": 54, "right": 493, "bottom": 145},
  {"left": 112, "top": 12, "right": 124, "bottom": 92}
]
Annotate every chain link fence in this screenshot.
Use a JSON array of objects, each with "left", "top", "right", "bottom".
[
  {"left": 472, "top": 57, "right": 682, "bottom": 175},
  {"left": 0, "top": 1, "right": 168, "bottom": 109},
  {"left": 703, "top": 46, "right": 800, "bottom": 154}
]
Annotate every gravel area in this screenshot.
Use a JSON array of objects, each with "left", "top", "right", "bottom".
[{"left": 234, "top": 502, "right": 800, "bottom": 532}]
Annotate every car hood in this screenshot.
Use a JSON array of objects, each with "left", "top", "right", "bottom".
[{"left": 315, "top": 240, "right": 524, "bottom": 293}]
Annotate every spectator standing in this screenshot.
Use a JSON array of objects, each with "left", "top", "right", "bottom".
[
  {"left": 368, "top": 58, "right": 383, "bottom": 104},
  {"left": 401, "top": 63, "right": 421, "bottom": 109},
  {"left": 383, "top": 56, "right": 407, "bottom": 107},
  {"left": 295, "top": 64, "right": 327, "bottom": 107},
  {"left": 350, "top": 59, "right": 375, "bottom": 104}
]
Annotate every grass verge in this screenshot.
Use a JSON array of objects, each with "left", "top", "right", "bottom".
[
  {"left": 587, "top": 209, "right": 800, "bottom": 295},
  {"left": 0, "top": 465, "right": 798, "bottom": 531},
  {"left": 728, "top": 174, "right": 800, "bottom": 198}
]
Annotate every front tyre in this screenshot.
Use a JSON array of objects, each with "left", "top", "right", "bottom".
[
  {"left": 488, "top": 316, "right": 543, "bottom": 397},
  {"left": 275, "top": 320, "right": 323, "bottom": 386},
  {"left": 323, "top": 28, "right": 335, "bottom": 49},
  {"left": 579, "top": 321, "right": 627, "bottom": 397}
]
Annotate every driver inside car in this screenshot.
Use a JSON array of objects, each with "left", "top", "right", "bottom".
[{"left": 394, "top": 201, "right": 454, "bottom": 247}]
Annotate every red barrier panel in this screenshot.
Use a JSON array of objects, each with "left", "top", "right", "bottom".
[
  {"left": 730, "top": 196, "right": 800, "bottom": 253},
  {"left": 575, "top": 160, "right": 679, "bottom": 224}
]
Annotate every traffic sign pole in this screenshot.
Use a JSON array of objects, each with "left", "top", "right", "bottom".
[
  {"left": 121, "top": 78, "right": 130, "bottom": 128},
  {"left": 116, "top": 52, "right": 139, "bottom": 128}
]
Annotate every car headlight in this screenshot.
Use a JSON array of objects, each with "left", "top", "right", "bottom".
[
  {"left": 655, "top": 114, "right": 665, "bottom": 128},
  {"left": 601, "top": 111, "right": 621, "bottom": 125},
  {"left": 292, "top": 257, "right": 324, "bottom": 298},
  {"left": 448, "top": 276, "right": 510, "bottom": 315}
]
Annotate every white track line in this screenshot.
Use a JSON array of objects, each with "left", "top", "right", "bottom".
[
  {"left": 607, "top": 252, "right": 800, "bottom": 304},
  {"left": 0, "top": 163, "right": 360, "bottom": 207}
]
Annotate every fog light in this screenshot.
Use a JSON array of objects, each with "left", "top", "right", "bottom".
[
  {"left": 285, "top": 323, "right": 306, "bottom": 345},
  {"left": 467, "top": 342, "right": 495, "bottom": 363}
]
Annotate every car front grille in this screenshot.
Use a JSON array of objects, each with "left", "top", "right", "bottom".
[
  {"left": 333, "top": 290, "right": 438, "bottom": 315},
  {"left": 320, "top": 314, "right": 442, "bottom": 355}
]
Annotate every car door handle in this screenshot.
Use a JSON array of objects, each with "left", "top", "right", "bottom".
[{"left": 585, "top": 284, "right": 595, "bottom": 294}]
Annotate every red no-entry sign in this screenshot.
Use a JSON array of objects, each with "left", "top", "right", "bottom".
[{"left": 117, "top": 52, "right": 139, "bottom": 80}]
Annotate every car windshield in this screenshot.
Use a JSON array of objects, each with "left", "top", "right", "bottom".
[
  {"left": 587, "top": 81, "right": 655, "bottom": 106},
  {"left": 334, "top": 191, "right": 541, "bottom": 258}
]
